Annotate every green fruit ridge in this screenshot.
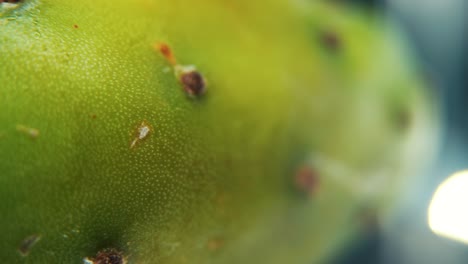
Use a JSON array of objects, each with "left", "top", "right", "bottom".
[{"left": 0, "top": 0, "right": 438, "bottom": 263}]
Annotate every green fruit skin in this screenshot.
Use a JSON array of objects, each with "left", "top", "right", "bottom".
[{"left": 0, "top": 0, "right": 438, "bottom": 263}]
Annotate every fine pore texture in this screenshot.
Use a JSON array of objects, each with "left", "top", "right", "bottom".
[{"left": 0, "top": 0, "right": 438, "bottom": 263}]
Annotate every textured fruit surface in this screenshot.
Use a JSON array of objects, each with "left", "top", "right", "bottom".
[{"left": 0, "top": 0, "right": 437, "bottom": 263}]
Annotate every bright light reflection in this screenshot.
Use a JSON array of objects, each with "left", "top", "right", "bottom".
[{"left": 428, "top": 170, "right": 468, "bottom": 245}]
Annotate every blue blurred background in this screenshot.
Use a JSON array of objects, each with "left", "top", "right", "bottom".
[{"left": 330, "top": 0, "right": 467, "bottom": 263}]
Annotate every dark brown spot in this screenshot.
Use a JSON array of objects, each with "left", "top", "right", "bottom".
[
  {"left": 294, "top": 165, "right": 319, "bottom": 196},
  {"left": 357, "top": 207, "right": 380, "bottom": 235},
  {"left": 73, "top": 24, "right": 79, "bottom": 29},
  {"left": 320, "top": 30, "right": 341, "bottom": 52},
  {"left": 18, "top": 234, "right": 41, "bottom": 256},
  {"left": 91, "top": 114, "right": 97, "bottom": 119},
  {"left": 89, "top": 248, "right": 126, "bottom": 264},
  {"left": 395, "top": 109, "right": 411, "bottom": 131},
  {"left": 1, "top": 0, "right": 22, "bottom": 3},
  {"left": 207, "top": 237, "right": 224, "bottom": 251},
  {"left": 180, "top": 71, "right": 206, "bottom": 97},
  {"left": 155, "top": 42, "right": 177, "bottom": 65}
]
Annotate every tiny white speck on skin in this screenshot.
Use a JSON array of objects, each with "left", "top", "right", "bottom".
[
  {"left": 174, "top": 64, "right": 197, "bottom": 78},
  {"left": 138, "top": 125, "right": 150, "bottom": 140},
  {"left": 130, "top": 121, "right": 152, "bottom": 149},
  {"left": 162, "top": 66, "right": 172, "bottom": 73}
]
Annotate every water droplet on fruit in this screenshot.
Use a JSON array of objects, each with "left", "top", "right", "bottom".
[{"left": 18, "top": 234, "right": 41, "bottom": 257}]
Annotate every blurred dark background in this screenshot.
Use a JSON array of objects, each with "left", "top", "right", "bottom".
[{"left": 329, "top": 0, "right": 467, "bottom": 263}]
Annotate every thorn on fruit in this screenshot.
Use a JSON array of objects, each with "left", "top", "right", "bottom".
[
  {"left": 130, "top": 121, "right": 152, "bottom": 149},
  {"left": 16, "top": 124, "right": 39, "bottom": 139},
  {"left": 154, "top": 42, "right": 177, "bottom": 66},
  {"left": 175, "top": 65, "right": 207, "bottom": 97},
  {"left": 294, "top": 165, "right": 319, "bottom": 196},
  {"left": 84, "top": 248, "right": 127, "bottom": 264},
  {"left": 18, "top": 234, "right": 41, "bottom": 257}
]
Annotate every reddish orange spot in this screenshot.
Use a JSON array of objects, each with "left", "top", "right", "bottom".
[
  {"left": 154, "top": 42, "right": 177, "bottom": 65},
  {"left": 295, "top": 165, "right": 319, "bottom": 196}
]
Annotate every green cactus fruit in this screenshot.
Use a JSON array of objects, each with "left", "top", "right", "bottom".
[{"left": 0, "top": 0, "right": 438, "bottom": 263}]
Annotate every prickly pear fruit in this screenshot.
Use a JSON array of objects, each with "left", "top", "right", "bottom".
[{"left": 0, "top": 0, "right": 437, "bottom": 263}]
